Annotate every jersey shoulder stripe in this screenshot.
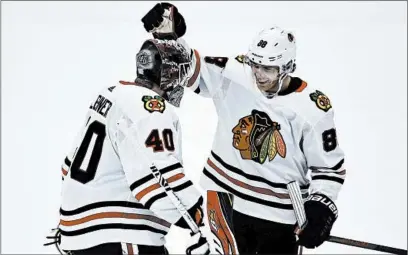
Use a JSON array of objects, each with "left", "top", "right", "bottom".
[
  {"left": 145, "top": 181, "right": 194, "bottom": 209},
  {"left": 286, "top": 82, "right": 335, "bottom": 125},
  {"left": 129, "top": 162, "right": 194, "bottom": 210},
  {"left": 129, "top": 163, "right": 182, "bottom": 191}
]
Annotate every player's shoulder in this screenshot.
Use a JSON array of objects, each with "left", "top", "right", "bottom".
[
  {"left": 284, "top": 77, "right": 335, "bottom": 124},
  {"left": 110, "top": 80, "right": 174, "bottom": 122},
  {"left": 203, "top": 53, "right": 249, "bottom": 71}
]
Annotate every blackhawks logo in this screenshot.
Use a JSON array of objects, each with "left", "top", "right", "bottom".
[
  {"left": 232, "top": 110, "right": 286, "bottom": 164},
  {"left": 309, "top": 90, "right": 332, "bottom": 112},
  {"left": 142, "top": 95, "right": 165, "bottom": 113}
]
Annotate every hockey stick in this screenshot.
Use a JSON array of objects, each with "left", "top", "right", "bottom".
[
  {"left": 287, "top": 181, "right": 407, "bottom": 255},
  {"left": 150, "top": 164, "right": 200, "bottom": 234},
  {"left": 117, "top": 120, "right": 210, "bottom": 253},
  {"left": 326, "top": 235, "right": 407, "bottom": 255}
]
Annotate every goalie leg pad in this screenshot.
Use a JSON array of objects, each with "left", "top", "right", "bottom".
[{"left": 206, "top": 191, "right": 238, "bottom": 254}]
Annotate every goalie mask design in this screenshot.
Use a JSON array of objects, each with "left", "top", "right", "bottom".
[{"left": 136, "top": 39, "right": 193, "bottom": 107}]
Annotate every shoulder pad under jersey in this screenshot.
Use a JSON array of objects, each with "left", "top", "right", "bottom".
[
  {"left": 308, "top": 89, "right": 333, "bottom": 113},
  {"left": 114, "top": 81, "right": 171, "bottom": 121},
  {"left": 289, "top": 84, "right": 334, "bottom": 124}
]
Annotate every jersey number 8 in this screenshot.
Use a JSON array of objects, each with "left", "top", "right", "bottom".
[{"left": 322, "top": 128, "right": 337, "bottom": 152}]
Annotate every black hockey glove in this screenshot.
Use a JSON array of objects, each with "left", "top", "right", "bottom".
[
  {"left": 297, "top": 193, "right": 338, "bottom": 249},
  {"left": 141, "top": 2, "right": 186, "bottom": 39}
]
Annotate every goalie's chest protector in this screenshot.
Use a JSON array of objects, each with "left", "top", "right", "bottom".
[{"left": 200, "top": 63, "right": 312, "bottom": 224}]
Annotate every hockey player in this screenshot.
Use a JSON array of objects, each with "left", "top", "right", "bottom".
[
  {"left": 46, "top": 39, "right": 210, "bottom": 255},
  {"left": 141, "top": 3, "right": 346, "bottom": 255}
]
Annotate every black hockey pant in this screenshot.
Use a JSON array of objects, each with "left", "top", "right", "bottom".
[
  {"left": 206, "top": 191, "right": 299, "bottom": 254},
  {"left": 64, "top": 242, "right": 168, "bottom": 255}
]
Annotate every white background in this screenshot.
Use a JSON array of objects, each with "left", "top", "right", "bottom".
[{"left": 1, "top": 1, "right": 407, "bottom": 254}]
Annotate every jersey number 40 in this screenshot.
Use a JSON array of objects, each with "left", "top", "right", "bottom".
[
  {"left": 70, "top": 119, "right": 176, "bottom": 184},
  {"left": 70, "top": 119, "right": 106, "bottom": 184}
]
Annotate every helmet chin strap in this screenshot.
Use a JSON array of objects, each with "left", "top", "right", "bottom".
[{"left": 261, "top": 72, "right": 287, "bottom": 99}]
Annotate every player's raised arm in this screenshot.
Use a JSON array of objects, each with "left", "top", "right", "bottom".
[
  {"left": 299, "top": 106, "right": 346, "bottom": 248},
  {"left": 141, "top": 2, "right": 231, "bottom": 98}
]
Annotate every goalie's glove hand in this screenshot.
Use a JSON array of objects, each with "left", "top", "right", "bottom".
[
  {"left": 297, "top": 193, "right": 338, "bottom": 249},
  {"left": 141, "top": 2, "right": 186, "bottom": 39},
  {"left": 186, "top": 230, "right": 210, "bottom": 255}
]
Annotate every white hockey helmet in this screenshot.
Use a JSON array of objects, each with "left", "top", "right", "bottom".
[{"left": 247, "top": 26, "right": 296, "bottom": 75}]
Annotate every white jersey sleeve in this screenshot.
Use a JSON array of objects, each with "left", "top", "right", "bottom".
[
  {"left": 108, "top": 92, "right": 201, "bottom": 224},
  {"left": 178, "top": 38, "right": 252, "bottom": 99},
  {"left": 186, "top": 49, "right": 228, "bottom": 98},
  {"left": 302, "top": 110, "right": 346, "bottom": 201}
]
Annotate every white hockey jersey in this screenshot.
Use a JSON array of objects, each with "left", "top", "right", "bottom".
[
  {"left": 59, "top": 81, "right": 201, "bottom": 250},
  {"left": 188, "top": 52, "right": 346, "bottom": 224}
]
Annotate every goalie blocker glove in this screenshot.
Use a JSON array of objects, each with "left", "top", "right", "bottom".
[
  {"left": 297, "top": 193, "right": 338, "bottom": 249},
  {"left": 141, "top": 2, "right": 186, "bottom": 40},
  {"left": 174, "top": 197, "right": 210, "bottom": 255}
]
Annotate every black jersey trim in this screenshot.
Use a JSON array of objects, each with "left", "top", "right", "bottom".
[
  {"left": 64, "top": 157, "right": 72, "bottom": 167},
  {"left": 211, "top": 151, "right": 310, "bottom": 190},
  {"left": 203, "top": 168, "right": 294, "bottom": 210},
  {"left": 309, "top": 159, "right": 344, "bottom": 171},
  {"left": 129, "top": 163, "right": 183, "bottom": 192},
  {"left": 144, "top": 180, "right": 193, "bottom": 209},
  {"left": 59, "top": 223, "right": 167, "bottom": 236},
  {"left": 278, "top": 77, "right": 303, "bottom": 96},
  {"left": 311, "top": 175, "right": 345, "bottom": 185},
  {"left": 60, "top": 201, "right": 145, "bottom": 216}
]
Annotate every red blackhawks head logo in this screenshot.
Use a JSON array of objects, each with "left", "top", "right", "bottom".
[{"left": 232, "top": 110, "right": 286, "bottom": 164}]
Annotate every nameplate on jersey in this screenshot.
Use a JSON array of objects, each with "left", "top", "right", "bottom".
[{"left": 90, "top": 95, "right": 112, "bottom": 117}]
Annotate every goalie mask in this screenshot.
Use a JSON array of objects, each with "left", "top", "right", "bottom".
[{"left": 136, "top": 39, "right": 193, "bottom": 107}]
